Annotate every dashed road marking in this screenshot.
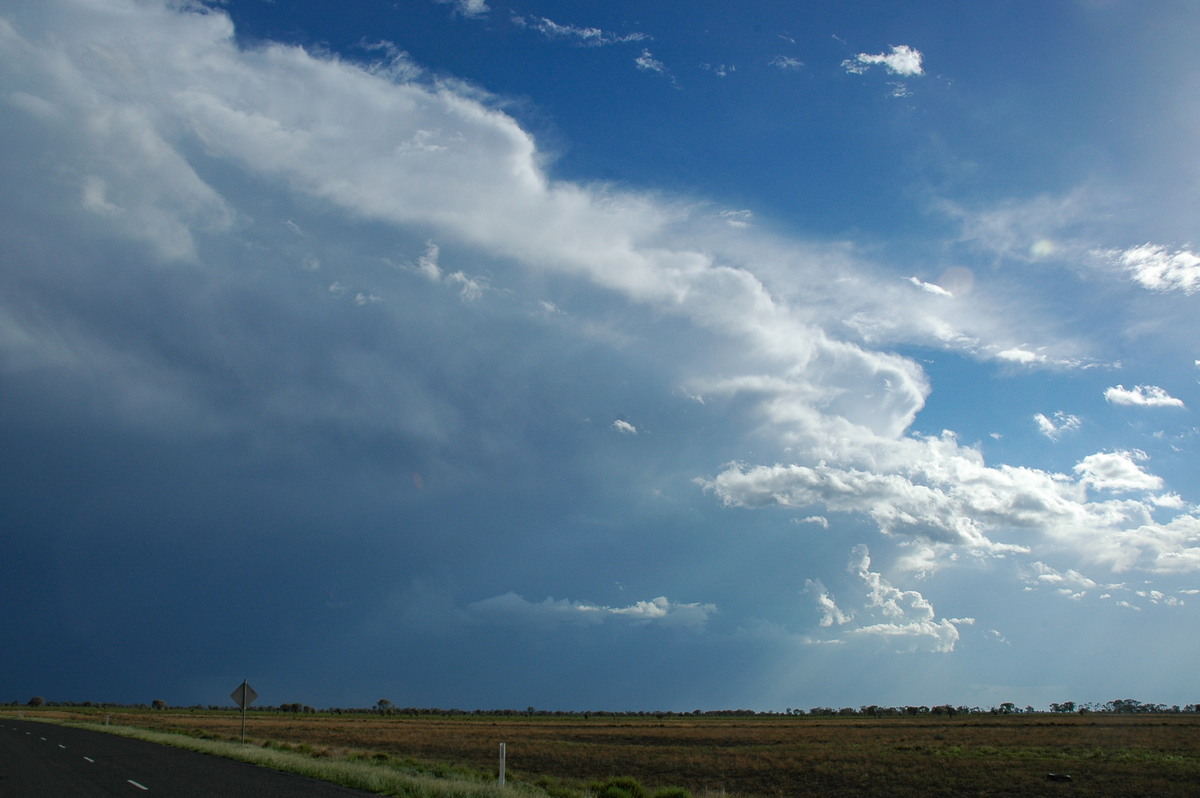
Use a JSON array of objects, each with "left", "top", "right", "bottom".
[
  {"left": 128, "top": 779, "right": 149, "bottom": 790},
  {"left": 84, "top": 756, "right": 95, "bottom": 763}
]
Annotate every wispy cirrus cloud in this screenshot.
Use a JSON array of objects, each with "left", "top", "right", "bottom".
[
  {"left": 635, "top": 48, "right": 668, "bottom": 75},
  {"left": 435, "top": 0, "right": 489, "bottom": 18},
  {"left": 512, "top": 15, "right": 647, "bottom": 46},
  {"left": 769, "top": 55, "right": 803, "bottom": 71},
  {"left": 466, "top": 592, "right": 716, "bottom": 629}
]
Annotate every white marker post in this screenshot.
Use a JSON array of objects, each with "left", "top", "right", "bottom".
[
  {"left": 230, "top": 680, "right": 258, "bottom": 744},
  {"left": 499, "top": 742, "right": 506, "bottom": 786}
]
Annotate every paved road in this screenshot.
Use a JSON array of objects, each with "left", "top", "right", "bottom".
[{"left": 0, "top": 719, "right": 382, "bottom": 797}]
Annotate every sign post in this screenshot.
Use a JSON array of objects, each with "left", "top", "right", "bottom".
[
  {"left": 230, "top": 681, "right": 258, "bottom": 744},
  {"left": 499, "top": 742, "right": 506, "bottom": 786}
]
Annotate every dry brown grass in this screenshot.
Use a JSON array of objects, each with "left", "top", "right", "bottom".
[{"left": 15, "top": 709, "right": 1200, "bottom": 797}]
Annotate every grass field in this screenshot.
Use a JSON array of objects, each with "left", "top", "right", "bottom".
[{"left": 8, "top": 709, "right": 1200, "bottom": 797}]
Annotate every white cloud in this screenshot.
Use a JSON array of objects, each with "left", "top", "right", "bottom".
[
  {"left": 513, "top": 15, "right": 647, "bottom": 46},
  {"left": 1110, "top": 243, "right": 1200, "bottom": 294},
  {"left": 701, "top": 431, "right": 1041, "bottom": 554},
  {"left": 612, "top": 419, "right": 637, "bottom": 435},
  {"left": 1104, "top": 384, "right": 1185, "bottom": 408},
  {"left": 6, "top": 0, "right": 1199, "bottom": 605},
  {"left": 907, "top": 276, "right": 953, "bottom": 297},
  {"left": 805, "top": 579, "right": 852, "bottom": 627},
  {"left": 701, "top": 429, "right": 1200, "bottom": 574},
  {"left": 769, "top": 55, "right": 803, "bottom": 70},
  {"left": 446, "top": 270, "right": 484, "bottom": 302},
  {"left": 843, "top": 45, "right": 924, "bottom": 77},
  {"left": 466, "top": 592, "right": 716, "bottom": 629},
  {"left": 635, "top": 48, "right": 669, "bottom": 75},
  {"left": 1022, "top": 562, "right": 1108, "bottom": 595},
  {"left": 1034, "top": 411, "right": 1081, "bottom": 440},
  {"left": 843, "top": 545, "right": 968, "bottom": 652},
  {"left": 997, "top": 347, "right": 1045, "bottom": 365},
  {"left": 1073, "top": 449, "right": 1163, "bottom": 493},
  {"left": 436, "top": 0, "right": 489, "bottom": 18},
  {"left": 0, "top": 0, "right": 939, "bottom": 463},
  {"left": 407, "top": 240, "right": 484, "bottom": 300},
  {"left": 719, "top": 209, "right": 753, "bottom": 228},
  {"left": 700, "top": 63, "right": 735, "bottom": 78}
]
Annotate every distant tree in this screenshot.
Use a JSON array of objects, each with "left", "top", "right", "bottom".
[
  {"left": 376, "top": 699, "right": 393, "bottom": 715},
  {"left": 27, "top": 696, "right": 44, "bottom": 708},
  {"left": 151, "top": 699, "right": 167, "bottom": 710}
]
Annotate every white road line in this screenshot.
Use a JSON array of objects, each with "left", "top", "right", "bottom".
[
  {"left": 84, "top": 756, "right": 95, "bottom": 763},
  {"left": 59, "top": 744, "right": 67, "bottom": 748},
  {"left": 127, "top": 779, "right": 149, "bottom": 790}
]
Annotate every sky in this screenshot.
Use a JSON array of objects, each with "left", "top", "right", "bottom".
[{"left": 2, "top": 0, "right": 1199, "bottom": 713}]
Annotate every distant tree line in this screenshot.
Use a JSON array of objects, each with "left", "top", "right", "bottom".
[{"left": 10, "top": 697, "right": 1200, "bottom": 716}]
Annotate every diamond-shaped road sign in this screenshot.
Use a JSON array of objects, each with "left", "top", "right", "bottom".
[{"left": 231, "top": 681, "right": 258, "bottom": 709}]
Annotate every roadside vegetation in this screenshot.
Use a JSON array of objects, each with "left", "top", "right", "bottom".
[{"left": 5, "top": 702, "right": 1200, "bottom": 797}]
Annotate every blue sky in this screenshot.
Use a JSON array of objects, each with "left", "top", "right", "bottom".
[{"left": 3, "top": 0, "right": 1200, "bottom": 713}]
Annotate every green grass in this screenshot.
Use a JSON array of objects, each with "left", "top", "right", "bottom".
[{"left": 53, "top": 719, "right": 548, "bottom": 798}]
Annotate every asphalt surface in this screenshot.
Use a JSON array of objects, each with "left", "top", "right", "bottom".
[{"left": 0, "top": 718, "right": 382, "bottom": 797}]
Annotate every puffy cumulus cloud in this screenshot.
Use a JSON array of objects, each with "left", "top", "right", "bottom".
[
  {"left": 612, "top": 419, "right": 638, "bottom": 435},
  {"left": 822, "top": 545, "right": 969, "bottom": 653},
  {"left": 1128, "top": 515, "right": 1200, "bottom": 573},
  {"left": 1104, "top": 384, "right": 1185, "bottom": 408},
  {"left": 1110, "top": 243, "right": 1200, "bottom": 294},
  {"left": 1073, "top": 450, "right": 1163, "bottom": 493},
  {"left": 1019, "top": 561, "right": 1192, "bottom": 607},
  {"left": 702, "top": 432, "right": 1200, "bottom": 574},
  {"left": 805, "top": 579, "right": 852, "bottom": 627},
  {"left": 1020, "top": 562, "right": 1113, "bottom": 601},
  {"left": 1034, "top": 411, "right": 1081, "bottom": 440},
  {"left": 702, "top": 432, "right": 1042, "bottom": 554},
  {"left": 842, "top": 45, "right": 924, "bottom": 77},
  {"left": 465, "top": 592, "right": 716, "bottom": 630}
]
